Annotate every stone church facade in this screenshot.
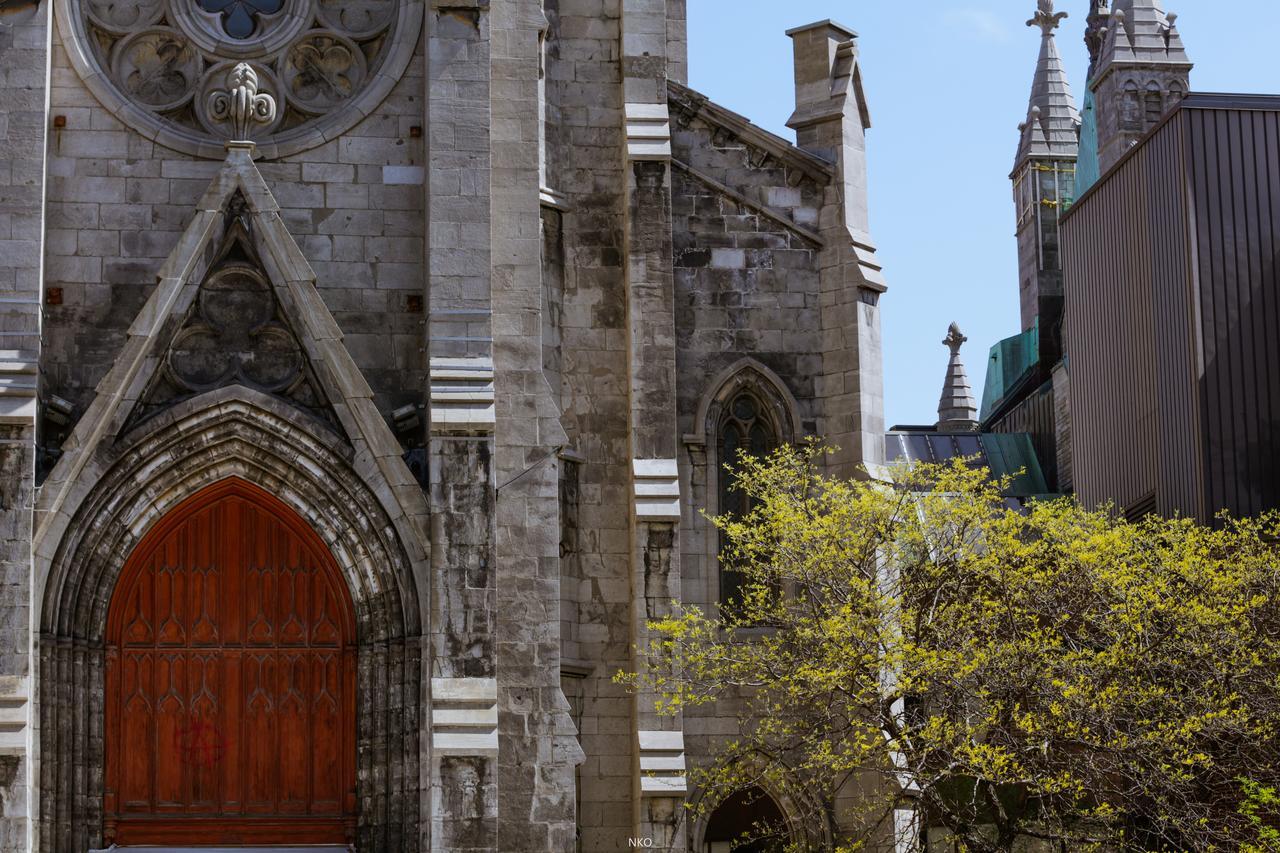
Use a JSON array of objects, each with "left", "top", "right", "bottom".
[{"left": 0, "top": 0, "right": 887, "bottom": 850}]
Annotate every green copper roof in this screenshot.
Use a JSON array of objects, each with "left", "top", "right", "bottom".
[
  {"left": 1075, "top": 87, "right": 1101, "bottom": 197},
  {"left": 980, "top": 320, "right": 1040, "bottom": 420},
  {"left": 885, "top": 431, "right": 1051, "bottom": 498}
]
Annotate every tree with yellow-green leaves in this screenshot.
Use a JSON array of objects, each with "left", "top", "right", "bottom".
[{"left": 621, "top": 444, "right": 1280, "bottom": 852}]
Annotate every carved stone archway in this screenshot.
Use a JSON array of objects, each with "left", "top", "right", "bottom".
[
  {"left": 688, "top": 783, "right": 823, "bottom": 853},
  {"left": 35, "top": 387, "right": 426, "bottom": 852}
]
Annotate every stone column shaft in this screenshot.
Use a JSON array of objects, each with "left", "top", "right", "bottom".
[
  {"left": 622, "top": 2, "right": 687, "bottom": 848},
  {"left": 426, "top": 3, "right": 499, "bottom": 850}
]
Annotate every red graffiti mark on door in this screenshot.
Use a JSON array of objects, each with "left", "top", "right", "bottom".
[{"left": 174, "top": 718, "right": 228, "bottom": 769}]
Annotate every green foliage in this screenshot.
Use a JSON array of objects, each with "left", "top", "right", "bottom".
[
  {"left": 1241, "top": 779, "right": 1280, "bottom": 852},
  {"left": 620, "top": 443, "right": 1280, "bottom": 852}
]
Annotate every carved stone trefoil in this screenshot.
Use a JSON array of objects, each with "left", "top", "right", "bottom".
[{"left": 206, "top": 62, "right": 277, "bottom": 143}]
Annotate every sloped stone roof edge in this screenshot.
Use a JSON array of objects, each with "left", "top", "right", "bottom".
[{"left": 668, "top": 80, "right": 834, "bottom": 183}]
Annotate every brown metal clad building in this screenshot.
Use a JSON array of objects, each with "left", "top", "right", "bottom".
[{"left": 1062, "top": 94, "right": 1280, "bottom": 522}]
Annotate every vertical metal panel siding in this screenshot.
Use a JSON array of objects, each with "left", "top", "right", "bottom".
[
  {"left": 1063, "top": 132, "right": 1160, "bottom": 514},
  {"left": 1190, "top": 108, "right": 1280, "bottom": 518},
  {"left": 1066, "top": 101, "right": 1280, "bottom": 522},
  {"left": 1147, "top": 112, "right": 1203, "bottom": 520}
]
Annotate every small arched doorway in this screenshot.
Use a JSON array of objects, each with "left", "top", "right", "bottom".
[
  {"left": 703, "top": 787, "right": 789, "bottom": 852},
  {"left": 102, "top": 478, "right": 358, "bottom": 844}
]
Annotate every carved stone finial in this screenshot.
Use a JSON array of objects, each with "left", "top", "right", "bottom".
[
  {"left": 1028, "top": 0, "right": 1068, "bottom": 35},
  {"left": 937, "top": 323, "right": 979, "bottom": 431},
  {"left": 206, "top": 62, "right": 276, "bottom": 143}
]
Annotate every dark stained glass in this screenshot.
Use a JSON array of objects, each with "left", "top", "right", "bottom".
[
  {"left": 197, "top": 0, "right": 284, "bottom": 39},
  {"left": 718, "top": 390, "right": 777, "bottom": 615}
]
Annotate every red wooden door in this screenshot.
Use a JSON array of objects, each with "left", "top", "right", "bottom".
[{"left": 104, "top": 479, "right": 358, "bottom": 845}]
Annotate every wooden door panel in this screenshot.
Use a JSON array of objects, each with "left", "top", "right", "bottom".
[
  {"left": 186, "top": 651, "right": 223, "bottom": 812},
  {"left": 104, "top": 480, "right": 357, "bottom": 844},
  {"left": 219, "top": 650, "right": 244, "bottom": 815},
  {"left": 242, "top": 651, "right": 278, "bottom": 815},
  {"left": 189, "top": 565, "right": 222, "bottom": 646},
  {"left": 119, "top": 651, "right": 155, "bottom": 811},
  {"left": 155, "top": 652, "right": 188, "bottom": 811},
  {"left": 310, "top": 653, "right": 342, "bottom": 812},
  {"left": 278, "top": 652, "right": 310, "bottom": 814}
]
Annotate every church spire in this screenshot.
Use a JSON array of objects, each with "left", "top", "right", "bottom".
[
  {"left": 937, "top": 324, "right": 979, "bottom": 432},
  {"left": 1011, "top": 0, "right": 1078, "bottom": 349},
  {"left": 1090, "top": 0, "right": 1192, "bottom": 172},
  {"left": 1014, "top": 0, "right": 1080, "bottom": 169}
]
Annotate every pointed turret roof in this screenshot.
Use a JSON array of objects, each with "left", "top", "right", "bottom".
[
  {"left": 1014, "top": 1, "right": 1081, "bottom": 170},
  {"left": 937, "top": 324, "right": 979, "bottom": 431},
  {"left": 1095, "top": 0, "right": 1192, "bottom": 79},
  {"left": 1085, "top": 1, "right": 1111, "bottom": 80}
]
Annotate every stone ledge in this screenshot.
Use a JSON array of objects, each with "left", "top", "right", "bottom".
[
  {"left": 633, "top": 458, "right": 680, "bottom": 521},
  {"left": 637, "top": 729, "right": 687, "bottom": 797},
  {"left": 0, "top": 353, "right": 37, "bottom": 425},
  {"left": 431, "top": 677, "right": 498, "bottom": 757},
  {"left": 0, "top": 677, "right": 29, "bottom": 757},
  {"left": 625, "top": 102, "right": 672, "bottom": 161},
  {"left": 431, "top": 357, "right": 496, "bottom": 435}
]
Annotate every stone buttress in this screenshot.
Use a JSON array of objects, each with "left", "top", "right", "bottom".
[
  {"left": 0, "top": 1, "right": 48, "bottom": 847},
  {"left": 622, "top": 0, "right": 688, "bottom": 849}
]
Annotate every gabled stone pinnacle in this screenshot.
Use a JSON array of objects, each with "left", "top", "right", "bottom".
[
  {"left": 1098, "top": 0, "right": 1192, "bottom": 70},
  {"left": 1014, "top": 0, "right": 1080, "bottom": 170}
]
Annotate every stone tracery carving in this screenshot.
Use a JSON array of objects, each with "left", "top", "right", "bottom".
[
  {"left": 166, "top": 264, "right": 303, "bottom": 394},
  {"left": 87, "top": 0, "right": 163, "bottom": 32},
  {"left": 282, "top": 33, "right": 365, "bottom": 114},
  {"left": 60, "top": 0, "right": 421, "bottom": 158},
  {"left": 111, "top": 28, "right": 200, "bottom": 110},
  {"left": 316, "top": 0, "right": 395, "bottom": 37}
]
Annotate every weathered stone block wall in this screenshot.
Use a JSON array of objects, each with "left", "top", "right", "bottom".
[
  {"left": 543, "top": 0, "right": 638, "bottom": 847},
  {"left": 491, "top": 1, "right": 579, "bottom": 850},
  {"left": 669, "top": 116, "right": 823, "bottom": 616},
  {"left": 429, "top": 439, "right": 495, "bottom": 678}
]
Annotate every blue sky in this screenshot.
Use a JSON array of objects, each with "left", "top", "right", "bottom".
[{"left": 688, "top": 1, "right": 1280, "bottom": 427}]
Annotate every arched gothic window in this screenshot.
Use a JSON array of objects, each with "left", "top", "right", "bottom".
[
  {"left": 703, "top": 787, "right": 789, "bottom": 852},
  {"left": 695, "top": 360, "right": 799, "bottom": 617},
  {"left": 717, "top": 390, "right": 779, "bottom": 614},
  {"left": 1144, "top": 84, "right": 1164, "bottom": 129}
]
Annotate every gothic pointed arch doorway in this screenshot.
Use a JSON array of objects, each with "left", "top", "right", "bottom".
[{"left": 102, "top": 478, "right": 358, "bottom": 845}]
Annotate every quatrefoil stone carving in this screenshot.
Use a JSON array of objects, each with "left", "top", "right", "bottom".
[{"left": 59, "top": 0, "right": 420, "bottom": 158}]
